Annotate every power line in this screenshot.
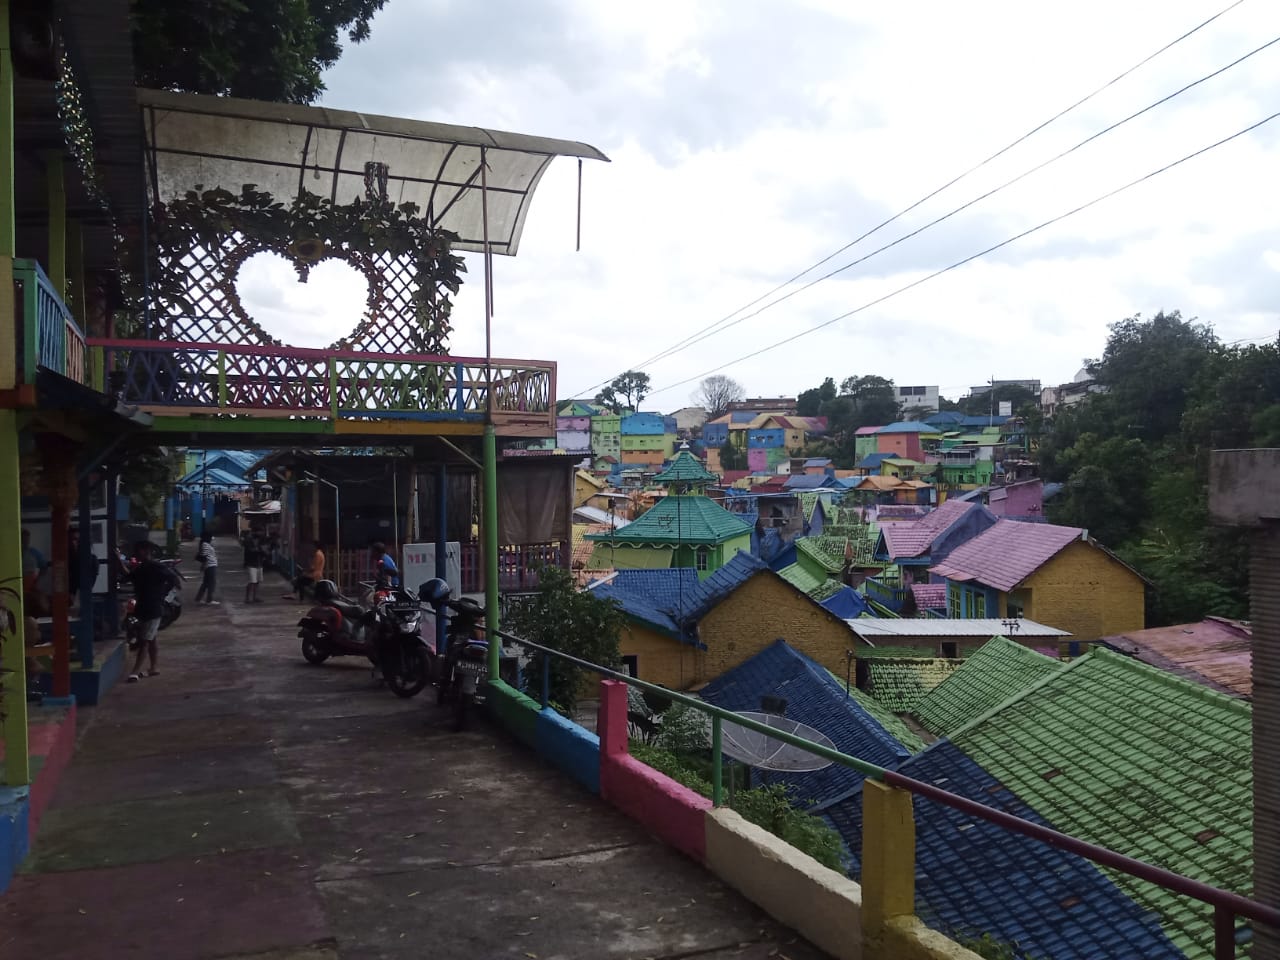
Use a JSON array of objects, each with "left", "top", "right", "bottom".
[
  {"left": 645, "top": 109, "right": 1280, "bottom": 398},
  {"left": 630, "top": 32, "right": 1280, "bottom": 366},
  {"left": 568, "top": 0, "right": 1248, "bottom": 398}
]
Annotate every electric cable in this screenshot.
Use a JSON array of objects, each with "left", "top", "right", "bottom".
[
  {"left": 569, "top": 0, "right": 1250, "bottom": 398},
  {"left": 644, "top": 109, "right": 1280, "bottom": 397}
]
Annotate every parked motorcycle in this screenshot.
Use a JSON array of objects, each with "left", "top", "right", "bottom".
[
  {"left": 369, "top": 586, "right": 433, "bottom": 699},
  {"left": 298, "top": 579, "right": 432, "bottom": 699},
  {"left": 421, "top": 578, "right": 489, "bottom": 730},
  {"left": 298, "top": 579, "right": 377, "bottom": 666}
]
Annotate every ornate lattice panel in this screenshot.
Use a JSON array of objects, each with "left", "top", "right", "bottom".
[{"left": 154, "top": 235, "right": 447, "bottom": 355}]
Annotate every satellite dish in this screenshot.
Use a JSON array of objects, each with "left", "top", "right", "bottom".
[{"left": 720, "top": 711, "right": 836, "bottom": 772}]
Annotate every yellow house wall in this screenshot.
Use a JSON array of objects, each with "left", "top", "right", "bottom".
[
  {"left": 574, "top": 473, "right": 606, "bottom": 508},
  {"left": 1019, "top": 540, "right": 1145, "bottom": 641},
  {"left": 618, "top": 621, "right": 702, "bottom": 690},
  {"left": 699, "top": 572, "right": 855, "bottom": 679}
]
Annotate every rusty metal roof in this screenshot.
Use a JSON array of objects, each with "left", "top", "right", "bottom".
[{"left": 1098, "top": 617, "right": 1252, "bottom": 699}]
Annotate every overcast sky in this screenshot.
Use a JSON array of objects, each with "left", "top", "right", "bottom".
[{"left": 236, "top": 0, "right": 1280, "bottom": 408}]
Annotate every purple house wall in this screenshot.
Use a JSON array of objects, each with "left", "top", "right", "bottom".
[{"left": 987, "top": 479, "right": 1044, "bottom": 519}]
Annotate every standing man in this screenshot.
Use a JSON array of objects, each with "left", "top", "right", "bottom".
[
  {"left": 194, "top": 531, "right": 220, "bottom": 605},
  {"left": 127, "top": 541, "right": 181, "bottom": 682},
  {"left": 370, "top": 541, "right": 400, "bottom": 588},
  {"left": 243, "top": 533, "right": 264, "bottom": 604}
]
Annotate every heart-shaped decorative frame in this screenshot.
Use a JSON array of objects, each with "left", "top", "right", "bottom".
[{"left": 142, "top": 186, "right": 465, "bottom": 356}]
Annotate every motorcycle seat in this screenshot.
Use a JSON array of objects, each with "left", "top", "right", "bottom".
[{"left": 331, "top": 600, "right": 366, "bottom": 621}]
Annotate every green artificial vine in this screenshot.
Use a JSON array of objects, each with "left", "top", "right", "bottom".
[{"left": 146, "top": 184, "right": 467, "bottom": 353}]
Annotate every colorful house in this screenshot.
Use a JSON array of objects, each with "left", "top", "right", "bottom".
[
  {"left": 854, "top": 425, "right": 883, "bottom": 461},
  {"left": 846, "top": 617, "right": 1070, "bottom": 661},
  {"left": 947, "top": 648, "right": 1251, "bottom": 960},
  {"left": 986, "top": 477, "right": 1045, "bottom": 519},
  {"left": 619, "top": 411, "right": 676, "bottom": 467},
  {"left": 573, "top": 469, "right": 608, "bottom": 509},
  {"left": 585, "top": 450, "right": 749, "bottom": 576},
  {"left": 590, "top": 552, "right": 858, "bottom": 686},
  {"left": 929, "top": 519, "right": 1146, "bottom": 641},
  {"left": 874, "top": 421, "right": 943, "bottom": 461},
  {"left": 556, "top": 414, "right": 593, "bottom": 454},
  {"left": 872, "top": 498, "right": 996, "bottom": 584},
  {"left": 590, "top": 411, "right": 622, "bottom": 462}
]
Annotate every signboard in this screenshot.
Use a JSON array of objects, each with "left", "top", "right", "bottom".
[
  {"left": 998, "top": 401, "right": 1013, "bottom": 417},
  {"left": 402, "top": 542, "right": 461, "bottom": 598}
]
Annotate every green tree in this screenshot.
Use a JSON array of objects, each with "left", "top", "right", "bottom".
[
  {"left": 797, "top": 377, "right": 837, "bottom": 416},
  {"left": 133, "top": 0, "right": 387, "bottom": 105},
  {"left": 839, "top": 375, "right": 901, "bottom": 427},
  {"left": 718, "top": 441, "right": 747, "bottom": 472},
  {"left": 509, "top": 565, "right": 623, "bottom": 716},
  {"left": 118, "top": 447, "right": 184, "bottom": 524},
  {"left": 594, "top": 370, "right": 651, "bottom": 415}
]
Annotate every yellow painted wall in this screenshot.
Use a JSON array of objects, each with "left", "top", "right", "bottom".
[
  {"left": 699, "top": 571, "right": 855, "bottom": 679},
  {"left": 1018, "top": 539, "right": 1145, "bottom": 641},
  {"left": 574, "top": 472, "right": 605, "bottom": 508},
  {"left": 618, "top": 620, "right": 703, "bottom": 689}
]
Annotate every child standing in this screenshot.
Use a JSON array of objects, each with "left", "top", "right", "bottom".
[
  {"left": 194, "top": 531, "right": 220, "bottom": 605},
  {"left": 243, "top": 533, "right": 264, "bottom": 604}
]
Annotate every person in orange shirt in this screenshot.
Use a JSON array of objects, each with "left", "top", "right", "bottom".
[{"left": 283, "top": 540, "right": 325, "bottom": 601}]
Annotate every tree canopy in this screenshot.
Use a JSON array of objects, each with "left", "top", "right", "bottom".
[
  {"left": 797, "top": 374, "right": 902, "bottom": 466},
  {"left": 1040, "top": 311, "right": 1279, "bottom": 625},
  {"left": 594, "top": 370, "right": 650, "bottom": 415},
  {"left": 133, "top": 0, "right": 387, "bottom": 104},
  {"left": 693, "top": 375, "right": 745, "bottom": 420}
]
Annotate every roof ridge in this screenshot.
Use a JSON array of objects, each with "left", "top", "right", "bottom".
[
  {"left": 1089, "top": 644, "right": 1253, "bottom": 717},
  {"left": 947, "top": 641, "right": 1090, "bottom": 739}
]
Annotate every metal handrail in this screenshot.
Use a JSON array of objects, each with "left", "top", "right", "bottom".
[{"left": 489, "top": 626, "right": 1279, "bottom": 960}]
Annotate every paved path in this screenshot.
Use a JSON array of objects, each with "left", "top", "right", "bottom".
[{"left": 1, "top": 567, "right": 828, "bottom": 960}]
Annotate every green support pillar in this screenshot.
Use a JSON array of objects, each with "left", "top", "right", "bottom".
[
  {"left": 483, "top": 424, "right": 500, "bottom": 677},
  {"left": 0, "top": 0, "right": 30, "bottom": 788}
]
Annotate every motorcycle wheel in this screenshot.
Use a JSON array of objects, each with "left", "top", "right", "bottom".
[
  {"left": 453, "top": 691, "right": 468, "bottom": 732},
  {"left": 301, "top": 632, "right": 330, "bottom": 665},
  {"left": 385, "top": 645, "right": 428, "bottom": 699}
]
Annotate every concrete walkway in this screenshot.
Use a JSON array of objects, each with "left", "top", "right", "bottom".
[{"left": 1, "top": 567, "right": 828, "bottom": 960}]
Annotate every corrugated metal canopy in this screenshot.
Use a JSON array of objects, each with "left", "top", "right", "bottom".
[
  {"left": 848, "top": 617, "right": 1069, "bottom": 638},
  {"left": 138, "top": 89, "right": 609, "bottom": 255}
]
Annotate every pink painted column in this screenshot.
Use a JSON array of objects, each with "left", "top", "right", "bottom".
[{"left": 598, "top": 679, "right": 629, "bottom": 757}]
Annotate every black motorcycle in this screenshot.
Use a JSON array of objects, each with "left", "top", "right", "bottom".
[
  {"left": 370, "top": 586, "right": 433, "bottom": 699},
  {"left": 438, "top": 594, "right": 489, "bottom": 729}
]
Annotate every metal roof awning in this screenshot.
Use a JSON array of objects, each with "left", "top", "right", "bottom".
[{"left": 138, "top": 89, "right": 609, "bottom": 256}]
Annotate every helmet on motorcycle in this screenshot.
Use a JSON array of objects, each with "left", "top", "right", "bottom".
[
  {"left": 312, "top": 579, "right": 340, "bottom": 603},
  {"left": 419, "top": 578, "right": 451, "bottom": 607}
]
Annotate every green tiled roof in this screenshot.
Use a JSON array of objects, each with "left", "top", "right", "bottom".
[
  {"left": 808, "top": 577, "right": 846, "bottom": 602},
  {"left": 799, "top": 491, "right": 819, "bottom": 521},
  {"left": 865, "top": 658, "right": 962, "bottom": 713},
  {"left": 585, "top": 494, "right": 750, "bottom": 546},
  {"left": 825, "top": 670, "right": 926, "bottom": 753},
  {"left": 952, "top": 648, "right": 1252, "bottom": 960},
  {"left": 795, "top": 536, "right": 845, "bottom": 574},
  {"left": 651, "top": 450, "right": 717, "bottom": 485},
  {"left": 912, "top": 635, "right": 1063, "bottom": 737},
  {"left": 777, "top": 562, "right": 825, "bottom": 595}
]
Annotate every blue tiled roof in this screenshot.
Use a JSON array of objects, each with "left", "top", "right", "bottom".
[
  {"left": 856, "top": 452, "right": 893, "bottom": 469},
  {"left": 820, "top": 586, "right": 869, "bottom": 620},
  {"left": 700, "top": 640, "right": 912, "bottom": 808},
  {"left": 783, "top": 474, "right": 830, "bottom": 490},
  {"left": 877, "top": 421, "right": 940, "bottom": 434},
  {"left": 822, "top": 741, "right": 1186, "bottom": 960},
  {"left": 684, "top": 551, "right": 770, "bottom": 618},
  {"left": 610, "top": 568, "right": 701, "bottom": 617},
  {"left": 730, "top": 411, "right": 758, "bottom": 423},
  {"left": 804, "top": 458, "right": 833, "bottom": 467},
  {"left": 591, "top": 583, "right": 691, "bottom": 642}
]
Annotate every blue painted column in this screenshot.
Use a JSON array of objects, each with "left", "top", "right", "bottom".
[
  {"left": 105, "top": 470, "right": 119, "bottom": 634},
  {"left": 76, "top": 475, "right": 93, "bottom": 666},
  {"left": 436, "top": 461, "right": 448, "bottom": 655}
]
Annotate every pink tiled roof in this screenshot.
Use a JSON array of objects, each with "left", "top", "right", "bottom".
[
  {"left": 881, "top": 499, "right": 977, "bottom": 560},
  {"left": 854, "top": 425, "right": 883, "bottom": 435},
  {"left": 911, "top": 583, "right": 948, "bottom": 608},
  {"left": 1100, "top": 617, "right": 1252, "bottom": 698},
  {"left": 928, "top": 520, "right": 1085, "bottom": 592}
]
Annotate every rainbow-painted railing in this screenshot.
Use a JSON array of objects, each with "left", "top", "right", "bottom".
[
  {"left": 14, "top": 259, "right": 87, "bottom": 387},
  {"left": 87, "top": 337, "right": 557, "bottom": 436},
  {"left": 487, "top": 630, "right": 1279, "bottom": 960}
]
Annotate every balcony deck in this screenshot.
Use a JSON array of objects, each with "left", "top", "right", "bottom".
[
  {"left": 90, "top": 338, "right": 557, "bottom": 439},
  {"left": 0, "top": 574, "right": 827, "bottom": 959}
]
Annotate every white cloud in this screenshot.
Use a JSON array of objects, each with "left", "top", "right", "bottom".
[{"left": 277, "top": 0, "right": 1280, "bottom": 407}]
